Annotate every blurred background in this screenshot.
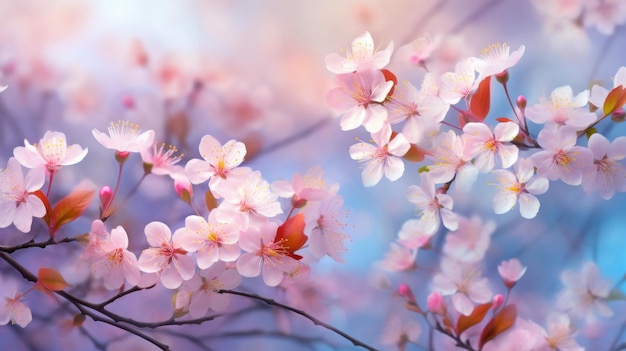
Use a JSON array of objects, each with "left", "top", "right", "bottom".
[{"left": 1, "top": 0, "right": 626, "bottom": 350}]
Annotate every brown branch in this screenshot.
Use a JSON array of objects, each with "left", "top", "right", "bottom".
[{"left": 0, "top": 237, "right": 78, "bottom": 254}]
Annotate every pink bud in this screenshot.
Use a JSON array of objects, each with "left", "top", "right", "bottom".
[
  {"left": 115, "top": 151, "right": 130, "bottom": 164},
  {"left": 174, "top": 178, "right": 193, "bottom": 204},
  {"left": 99, "top": 186, "right": 113, "bottom": 210},
  {"left": 492, "top": 294, "right": 504, "bottom": 310},
  {"left": 427, "top": 291, "right": 446, "bottom": 315},
  {"left": 612, "top": 108, "right": 626, "bottom": 123},
  {"left": 397, "top": 283, "right": 415, "bottom": 303},
  {"left": 122, "top": 95, "right": 135, "bottom": 109},
  {"left": 516, "top": 95, "right": 527, "bottom": 111}
]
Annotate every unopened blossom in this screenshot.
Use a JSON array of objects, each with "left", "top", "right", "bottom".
[
  {"left": 380, "top": 314, "right": 421, "bottom": 351},
  {"left": 0, "top": 275, "right": 32, "bottom": 328},
  {"left": 498, "top": 258, "right": 527, "bottom": 289},
  {"left": 426, "top": 291, "right": 446, "bottom": 315},
  {"left": 406, "top": 173, "right": 458, "bottom": 235},
  {"left": 491, "top": 157, "right": 549, "bottom": 219},
  {"left": 589, "top": 66, "right": 626, "bottom": 109},
  {"left": 140, "top": 142, "right": 184, "bottom": 177},
  {"left": 439, "top": 57, "right": 479, "bottom": 105},
  {"left": 326, "top": 69, "right": 394, "bottom": 133},
  {"left": 184, "top": 134, "right": 246, "bottom": 187},
  {"left": 349, "top": 124, "right": 410, "bottom": 187},
  {"left": 583, "top": 0, "right": 626, "bottom": 35},
  {"left": 325, "top": 31, "right": 394, "bottom": 74},
  {"left": 92, "top": 120, "right": 155, "bottom": 155},
  {"left": 13, "top": 131, "right": 88, "bottom": 174},
  {"left": 236, "top": 221, "right": 299, "bottom": 286},
  {"left": 0, "top": 157, "right": 46, "bottom": 233},
  {"left": 177, "top": 262, "right": 242, "bottom": 318},
  {"left": 443, "top": 216, "right": 495, "bottom": 263},
  {"left": 474, "top": 43, "right": 525, "bottom": 81},
  {"left": 529, "top": 127, "right": 593, "bottom": 185},
  {"left": 463, "top": 122, "right": 519, "bottom": 172},
  {"left": 91, "top": 225, "right": 140, "bottom": 290},
  {"left": 137, "top": 221, "right": 195, "bottom": 289},
  {"left": 525, "top": 86, "right": 596, "bottom": 129},
  {"left": 427, "top": 130, "right": 478, "bottom": 191},
  {"left": 557, "top": 262, "right": 613, "bottom": 321},
  {"left": 304, "top": 193, "right": 349, "bottom": 262},
  {"left": 387, "top": 80, "right": 448, "bottom": 143},
  {"left": 544, "top": 313, "right": 584, "bottom": 351},
  {"left": 175, "top": 210, "right": 241, "bottom": 269},
  {"left": 432, "top": 258, "right": 492, "bottom": 315},
  {"left": 581, "top": 133, "right": 626, "bottom": 199}
]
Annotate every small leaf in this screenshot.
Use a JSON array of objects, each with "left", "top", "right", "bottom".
[
  {"left": 38, "top": 268, "right": 70, "bottom": 291},
  {"left": 403, "top": 144, "right": 428, "bottom": 163},
  {"left": 607, "top": 288, "right": 626, "bottom": 301},
  {"left": 603, "top": 86, "right": 626, "bottom": 116},
  {"left": 469, "top": 76, "right": 492, "bottom": 121},
  {"left": 275, "top": 213, "right": 308, "bottom": 260},
  {"left": 205, "top": 190, "right": 218, "bottom": 211},
  {"left": 585, "top": 127, "right": 597, "bottom": 140},
  {"left": 51, "top": 184, "right": 95, "bottom": 235},
  {"left": 32, "top": 190, "right": 52, "bottom": 228},
  {"left": 496, "top": 117, "right": 513, "bottom": 123},
  {"left": 442, "top": 316, "right": 455, "bottom": 334},
  {"left": 479, "top": 304, "right": 517, "bottom": 349},
  {"left": 381, "top": 69, "right": 398, "bottom": 98},
  {"left": 456, "top": 302, "right": 492, "bottom": 335}
]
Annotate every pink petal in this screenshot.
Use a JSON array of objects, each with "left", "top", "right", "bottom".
[{"left": 144, "top": 221, "right": 172, "bottom": 247}]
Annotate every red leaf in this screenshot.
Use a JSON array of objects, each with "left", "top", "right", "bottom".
[
  {"left": 32, "top": 190, "right": 52, "bottom": 228},
  {"left": 381, "top": 69, "right": 398, "bottom": 98},
  {"left": 275, "top": 213, "right": 308, "bottom": 260},
  {"left": 456, "top": 302, "right": 493, "bottom": 335},
  {"left": 205, "top": 190, "right": 218, "bottom": 211},
  {"left": 479, "top": 304, "right": 517, "bottom": 349},
  {"left": 51, "top": 184, "right": 95, "bottom": 236},
  {"left": 403, "top": 143, "right": 428, "bottom": 162},
  {"left": 469, "top": 76, "right": 492, "bottom": 121},
  {"left": 36, "top": 268, "right": 70, "bottom": 296},
  {"left": 496, "top": 117, "right": 513, "bottom": 123},
  {"left": 603, "top": 86, "right": 626, "bottom": 116}
]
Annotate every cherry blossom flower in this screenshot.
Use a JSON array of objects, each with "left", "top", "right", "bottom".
[
  {"left": 432, "top": 258, "right": 492, "bottom": 315},
  {"left": 304, "top": 193, "right": 349, "bottom": 262},
  {"left": 13, "top": 131, "right": 88, "bottom": 174},
  {"left": 439, "top": 57, "right": 479, "bottom": 105},
  {"left": 395, "top": 33, "right": 442, "bottom": 68},
  {"left": 583, "top": 0, "right": 626, "bottom": 35},
  {"left": 529, "top": 127, "right": 593, "bottom": 185},
  {"left": 380, "top": 314, "right": 421, "bottom": 351},
  {"left": 379, "top": 241, "right": 417, "bottom": 272},
  {"left": 557, "top": 261, "right": 613, "bottom": 321},
  {"left": 140, "top": 142, "right": 184, "bottom": 177},
  {"left": 396, "top": 219, "right": 432, "bottom": 250},
  {"left": 326, "top": 69, "right": 394, "bottom": 133},
  {"left": 92, "top": 120, "right": 155, "bottom": 155},
  {"left": 427, "top": 130, "right": 478, "bottom": 191},
  {"left": 491, "top": 157, "right": 549, "bottom": 218},
  {"left": 184, "top": 134, "right": 246, "bottom": 187},
  {"left": 589, "top": 66, "right": 626, "bottom": 109},
  {"left": 91, "top": 225, "right": 140, "bottom": 290},
  {"left": 463, "top": 122, "right": 519, "bottom": 172},
  {"left": 443, "top": 216, "right": 495, "bottom": 263},
  {"left": 236, "top": 221, "right": 300, "bottom": 286},
  {"left": 525, "top": 85, "right": 596, "bottom": 129},
  {"left": 137, "top": 221, "right": 195, "bottom": 289},
  {"left": 581, "top": 133, "right": 626, "bottom": 199},
  {"left": 386, "top": 80, "right": 448, "bottom": 143},
  {"left": 175, "top": 210, "right": 241, "bottom": 269},
  {"left": 325, "top": 31, "right": 394, "bottom": 74},
  {"left": 498, "top": 258, "right": 527, "bottom": 289},
  {"left": 406, "top": 173, "right": 458, "bottom": 235},
  {"left": 482, "top": 318, "right": 546, "bottom": 351},
  {"left": 544, "top": 313, "right": 584, "bottom": 351},
  {"left": 0, "top": 157, "right": 46, "bottom": 233},
  {"left": 0, "top": 275, "right": 32, "bottom": 328},
  {"left": 474, "top": 43, "right": 525, "bottom": 81},
  {"left": 176, "top": 262, "right": 242, "bottom": 318},
  {"left": 271, "top": 165, "right": 335, "bottom": 206},
  {"left": 532, "top": 0, "right": 584, "bottom": 21},
  {"left": 349, "top": 124, "right": 410, "bottom": 187}
]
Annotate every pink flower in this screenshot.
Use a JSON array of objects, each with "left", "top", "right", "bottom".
[
  {"left": 395, "top": 33, "right": 442, "bottom": 68},
  {"left": 406, "top": 173, "right": 458, "bottom": 235},
  {"left": 380, "top": 314, "right": 421, "bottom": 349},
  {"left": 427, "top": 291, "right": 447, "bottom": 315},
  {"left": 349, "top": 124, "right": 410, "bottom": 187},
  {"left": 443, "top": 216, "right": 495, "bottom": 263},
  {"left": 427, "top": 130, "right": 478, "bottom": 191},
  {"left": 557, "top": 261, "right": 613, "bottom": 321},
  {"left": 544, "top": 313, "right": 584, "bottom": 351},
  {"left": 91, "top": 225, "right": 140, "bottom": 290},
  {"left": 462, "top": 122, "right": 519, "bottom": 172},
  {"left": 304, "top": 193, "right": 350, "bottom": 263},
  {"left": 137, "top": 221, "right": 195, "bottom": 289},
  {"left": 236, "top": 221, "right": 299, "bottom": 287},
  {"left": 589, "top": 66, "right": 626, "bottom": 109},
  {"left": 0, "top": 275, "right": 31, "bottom": 328},
  {"left": 325, "top": 31, "right": 393, "bottom": 74},
  {"left": 498, "top": 258, "right": 527, "bottom": 289},
  {"left": 396, "top": 219, "right": 432, "bottom": 250},
  {"left": 140, "top": 142, "right": 184, "bottom": 177},
  {"left": 529, "top": 127, "right": 593, "bottom": 185},
  {"left": 583, "top": 0, "right": 626, "bottom": 35},
  {"left": 491, "top": 157, "right": 549, "bottom": 219},
  {"left": 0, "top": 157, "right": 46, "bottom": 233},
  {"left": 176, "top": 262, "right": 242, "bottom": 318},
  {"left": 581, "top": 133, "right": 626, "bottom": 199},
  {"left": 432, "top": 258, "right": 492, "bottom": 316},
  {"left": 175, "top": 210, "right": 241, "bottom": 269},
  {"left": 439, "top": 57, "right": 479, "bottom": 105},
  {"left": 525, "top": 86, "right": 596, "bottom": 129},
  {"left": 474, "top": 43, "right": 525, "bottom": 81},
  {"left": 184, "top": 134, "right": 246, "bottom": 187},
  {"left": 379, "top": 242, "right": 417, "bottom": 272},
  {"left": 326, "top": 69, "right": 393, "bottom": 133},
  {"left": 92, "top": 120, "right": 155, "bottom": 155},
  {"left": 13, "top": 131, "right": 88, "bottom": 174},
  {"left": 271, "top": 165, "right": 334, "bottom": 205}
]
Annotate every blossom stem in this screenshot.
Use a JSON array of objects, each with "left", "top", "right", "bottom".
[
  {"left": 102, "top": 161, "right": 125, "bottom": 221},
  {"left": 46, "top": 172, "right": 54, "bottom": 198}
]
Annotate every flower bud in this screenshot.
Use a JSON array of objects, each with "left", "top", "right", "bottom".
[
  {"left": 492, "top": 294, "right": 504, "bottom": 310},
  {"left": 427, "top": 291, "right": 446, "bottom": 315},
  {"left": 516, "top": 95, "right": 527, "bottom": 111},
  {"left": 99, "top": 186, "right": 113, "bottom": 211},
  {"left": 175, "top": 178, "right": 193, "bottom": 204},
  {"left": 495, "top": 70, "right": 509, "bottom": 84},
  {"left": 612, "top": 108, "right": 626, "bottom": 123}
]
